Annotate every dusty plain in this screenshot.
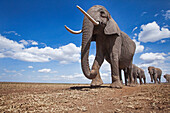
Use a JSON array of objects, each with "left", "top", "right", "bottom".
[{"left": 0, "top": 82, "right": 169, "bottom": 113}]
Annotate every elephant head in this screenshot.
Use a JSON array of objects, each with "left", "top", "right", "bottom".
[
  {"left": 148, "top": 66, "right": 155, "bottom": 82},
  {"left": 65, "top": 5, "right": 120, "bottom": 79},
  {"left": 164, "top": 74, "right": 170, "bottom": 83}
]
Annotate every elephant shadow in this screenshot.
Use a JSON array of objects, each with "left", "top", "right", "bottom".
[{"left": 69, "top": 85, "right": 110, "bottom": 91}]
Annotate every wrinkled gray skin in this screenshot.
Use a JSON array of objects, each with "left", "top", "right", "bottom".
[
  {"left": 164, "top": 74, "right": 170, "bottom": 83},
  {"left": 148, "top": 66, "right": 162, "bottom": 84},
  {"left": 81, "top": 5, "right": 136, "bottom": 88}
]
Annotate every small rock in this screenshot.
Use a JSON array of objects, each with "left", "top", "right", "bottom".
[
  {"left": 98, "top": 100, "right": 103, "bottom": 104},
  {"left": 77, "top": 106, "right": 87, "bottom": 112},
  {"left": 115, "top": 108, "right": 121, "bottom": 112},
  {"left": 127, "top": 105, "right": 134, "bottom": 109}
]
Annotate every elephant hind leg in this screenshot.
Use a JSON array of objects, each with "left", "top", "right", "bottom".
[
  {"left": 119, "top": 69, "right": 123, "bottom": 85},
  {"left": 123, "top": 68, "right": 128, "bottom": 86}
]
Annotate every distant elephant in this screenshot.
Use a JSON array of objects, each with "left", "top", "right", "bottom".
[
  {"left": 136, "top": 67, "right": 146, "bottom": 85},
  {"left": 148, "top": 66, "right": 162, "bottom": 84},
  {"left": 164, "top": 74, "right": 170, "bottom": 83},
  {"left": 123, "top": 64, "right": 137, "bottom": 86},
  {"left": 123, "top": 64, "right": 146, "bottom": 85},
  {"left": 132, "top": 64, "right": 139, "bottom": 85},
  {"left": 65, "top": 5, "right": 136, "bottom": 88}
]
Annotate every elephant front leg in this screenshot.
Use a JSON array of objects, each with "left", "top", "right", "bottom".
[
  {"left": 110, "top": 58, "right": 122, "bottom": 88},
  {"left": 153, "top": 74, "right": 158, "bottom": 84},
  {"left": 139, "top": 77, "right": 143, "bottom": 85},
  {"left": 90, "top": 56, "right": 104, "bottom": 87},
  {"left": 158, "top": 76, "right": 161, "bottom": 84}
]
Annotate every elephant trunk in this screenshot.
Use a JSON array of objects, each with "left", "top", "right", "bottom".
[{"left": 81, "top": 16, "right": 96, "bottom": 79}]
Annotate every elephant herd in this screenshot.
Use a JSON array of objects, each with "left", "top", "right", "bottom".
[{"left": 65, "top": 5, "right": 170, "bottom": 88}]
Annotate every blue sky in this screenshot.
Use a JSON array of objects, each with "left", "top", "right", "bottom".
[{"left": 0, "top": 0, "right": 170, "bottom": 84}]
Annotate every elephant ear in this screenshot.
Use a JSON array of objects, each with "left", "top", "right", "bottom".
[{"left": 104, "top": 17, "right": 120, "bottom": 36}]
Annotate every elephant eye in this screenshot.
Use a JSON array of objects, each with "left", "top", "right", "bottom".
[{"left": 100, "top": 11, "right": 107, "bottom": 17}]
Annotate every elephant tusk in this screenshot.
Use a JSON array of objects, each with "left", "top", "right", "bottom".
[
  {"left": 76, "top": 5, "right": 99, "bottom": 25},
  {"left": 64, "top": 25, "right": 82, "bottom": 34}
]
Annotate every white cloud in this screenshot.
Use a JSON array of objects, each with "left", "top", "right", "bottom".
[
  {"left": 132, "top": 33, "right": 137, "bottom": 39},
  {"left": 4, "top": 69, "right": 16, "bottom": 73},
  {"left": 140, "top": 52, "right": 166, "bottom": 61},
  {"left": 2, "top": 69, "right": 23, "bottom": 77},
  {"left": 154, "top": 13, "right": 159, "bottom": 17},
  {"left": 138, "top": 21, "right": 170, "bottom": 42},
  {"left": 19, "top": 40, "right": 38, "bottom": 46},
  {"left": 141, "top": 12, "right": 147, "bottom": 16},
  {"left": 161, "top": 40, "right": 166, "bottom": 43},
  {"left": 0, "top": 35, "right": 24, "bottom": 52},
  {"left": 133, "top": 39, "right": 144, "bottom": 53},
  {"left": 132, "top": 27, "right": 138, "bottom": 32},
  {"left": 0, "top": 35, "right": 81, "bottom": 63},
  {"left": 19, "top": 40, "right": 29, "bottom": 45},
  {"left": 4, "top": 31, "right": 21, "bottom": 36},
  {"left": 134, "top": 33, "right": 137, "bottom": 37},
  {"left": 163, "top": 25, "right": 169, "bottom": 28},
  {"left": 21, "top": 69, "right": 25, "bottom": 72},
  {"left": 38, "top": 68, "right": 58, "bottom": 74},
  {"left": 38, "top": 68, "right": 51, "bottom": 73},
  {"left": 28, "top": 66, "right": 33, "bottom": 69},
  {"left": 31, "top": 41, "right": 38, "bottom": 45},
  {"left": 163, "top": 10, "right": 170, "bottom": 20},
  {"left": 138, "top": 52, "right": 167, "bottom": 69},
  {"left": 137, "top": 52, "right": 170, "bottom": 83}
]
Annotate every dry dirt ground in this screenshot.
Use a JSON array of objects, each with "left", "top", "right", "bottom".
[{"left": 0, "top": 82, "right": 169, "bottom": 113}]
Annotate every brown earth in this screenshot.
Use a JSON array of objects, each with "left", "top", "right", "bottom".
[{"left": 0, "top": 82, "right": 169, "bottom": 113}]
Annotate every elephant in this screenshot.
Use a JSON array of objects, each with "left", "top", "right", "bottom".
[
  {"left": 123, "top": 64, "right": 146, "bottom": 85},
  {"left": 123, "top": 64, "right": 137, "bottom": 86},
  {"left": 65, "top": 5, "right": 136, "bottom": 88},
  {"left": 148, "top": 66, "right": 162, "bottom": 84},
  {"left": 164, "top": 74, "right": 170, "bottom": 83},
  {"left": 136, "top": 67, "right": 146, "bottom": 85}
]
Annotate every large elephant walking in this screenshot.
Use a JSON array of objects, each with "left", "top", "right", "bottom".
[
  {"left": 65, "top": 5, "right": 136, "bottom": 88},
  {"left": 148, "top": 66, "right": 162, "bottom": 84}
]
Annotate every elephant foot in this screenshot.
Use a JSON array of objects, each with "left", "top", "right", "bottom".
[
  {"left": 91, "top": 77, "right": 103, "bottom": 87},
  {"left": 120, "top": 80, "right": 123, "bottom": 85},
  {"left": 129, "top": 83, "right": 136, "bottom": 87},
  {"left": 110, "top": 81, "right": 122, "bottom": 89}
]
